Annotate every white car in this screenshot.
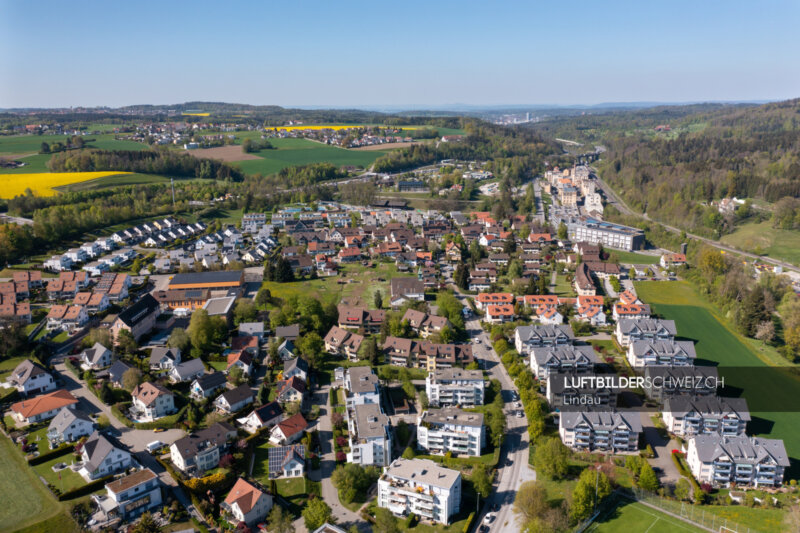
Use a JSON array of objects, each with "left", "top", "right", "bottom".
[{"left": 483, "top": 513, "right": 495, "bottom": 524}]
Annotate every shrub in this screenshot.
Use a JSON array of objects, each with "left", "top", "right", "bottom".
[{"left": 335, "top": 452, "right": 346, "bottom": 462}]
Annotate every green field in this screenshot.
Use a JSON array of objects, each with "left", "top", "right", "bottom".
[
  {"left": 721, "top": 220, "right": 800, "bottom": 266},
  {"left": 54, "top": 172, "right": 176, "bottom": 192},
  {"left": 608, "top": 250, "right": 661, "bottom": 265},
  {"left": 588, "top": 500, "right": 704, "bottom": 533},
  {"left": 234, "top": 137, "right": 387, "bottom": 175},
  {"left": 0, "top": 436, "right": 66, "bottom": 531},
  {"left": 635, "top": 281, "right": 800, "bottom": 473}
]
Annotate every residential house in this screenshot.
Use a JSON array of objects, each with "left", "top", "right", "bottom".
[
  {"left": 47, "top": 408, "right": 93, "bottom": 446},
  {"left": 390, "top": 278, "right": 425, "bottom": 307},
  {"left": 627, "top": 340, "right": 697, "bottom": 367},
  {"left": 226, "top": 350, "right": 254, "bottom": 376},
  {"left": 238, "top": 322, "right": 265, "bottom": 340},
  {"left": 5, "top": 359, "right": 56, "bottom": 396},
  {"left": 558, "top": 410, "right": 641, "bottom": 453},
  {"left": 190, "top": 372, "right": 227, "bottom": 400},
  {"left": 214, "top": 384, "right": 254, "bottom": 414},
  {"left": 574, "top": 263, "right": 596, "bottom": 296},
  {"left": 222, "top": 478, "right": 273, "bottom": 526},
  {"left": 612, "top": 303, "right": 651, "bottom": 321},
  {"left": 343, "top": 366, "right": 381, "bottom": 407},
  {"left": 660, "top": 253, "right": 687, "bottom": 269},
  {"left": 474, "top": 292, "right": 513, "bottom": 311},
  {"left": 269, "top": 413, "right": 309, "bottom": 445},
  {"left": 170, "top": 422, "right": 237, "bottom": 476},
  {"left": 401, "top": 309, "right": 450, "bottom": 338},
  {"left": 283, "top": 357, "right": 308, "bottom": 382},
  {"left": 111, "top": 294, "right": 160, "bottom": 342},
  {"left": 686, "top": 434, "right": 789, "bottom": 488},
  {"left": 425, "top": 368, "right": 484, "bottom": 407},
  {"left": 275, "top": 376, "right": 306, "bottom": 404},
  {"left": 337, "top": 306, "right": 386, "bottom": 333},
  {"left": 346, "top": 402, "right": 392, "bottom": 467},
  {"left": 515, "top": 324, "right": 576, "bottom": 355},
  {"left": 324, "top": 326, "right": 364, "bottom": 361},
  {"left": 169, "top": 359, "right": 206, "bottom": 383},
  {"left": 107, "top": 360, "right": 133, "bottom": 388},
  {"left": 416, "top": 408, "right": 484, "bottom": 457},
  {"left": 237, "top": 401, "right": 284, "bottom": 434},
  {"left": 267, "top": 444, "right": 306, "bottom": 478},
  {"left": 80, "top": 342, "right": 112, "bottom": 370},
  {"left": 574, "top": 295, "right": 606, "bottom": 326},
  {"left": 485, "top": 303, "right": 515, "bottom": 323},
  {"left": 530, "top": 345, "right": 598, "bottom": 380},
  {"left": 96, "top": 469, "right": 162, "bottom": 521},
  {"left": 79, "top": 431, "right": 134, "bottom": 480},
  {"left": 11, "top": 389, "right": 78, "bottom": 424},
  {"left": 377, "top": 458, "right": 462, "bottom": 525},
  {"left": 131, "top": 382, "right": 175, "bottom": 421},
  {"left": 275, "top": 324, "right": 300, "bottom": 342},
  {"left": 643, "top": 366, "right": 720, "bottom": 401}
]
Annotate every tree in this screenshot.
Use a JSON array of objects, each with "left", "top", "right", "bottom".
[
  {"left": 84, "top": 328, "right": 112, "bottom": 349},
  {"left": 557, "top": 222, "right": 568, "bottom": 240},
  {"left": 297, "top": 331, "right": 324, "bottom": 368},
  {"left": 755, "top": 320, "right": 776, "bottom": 343},
  {"left": 638, "top": 462, "right": 660, "bottom": 492},
  {"left": 571, "top": 468, "right": 611, "bottom": 521},
  {"left": 167, "top": 327, "right": 190, "bottom": 352},
  {"left": 234, "top": 299, "right": 258, "bottom": 325},
  {"left": 257, "top": 383, "right": 270, "bottom": 405},
  {"left": 130, "top": 512, "right": 161, "bottom": 533},
  {"left": 471, "top": 464, "right": 493, "bottom": 498},
  {"left": 358, "top": 337, "right": 380, "bottom": 365},
  {"left": 255, "top": 287, "right": 271, "bottom": 307},
  {"left": 374, "top": 290, "right": 383, "bottom": 309},
  {"left": 117, "top": 329, "right": 137, "bottom": 355},
  {"left": 40, "top": 142, "right": 50, "bottom": 154},
  {"left": 374, "top": 507, "right": 400, "bottom": 533},
  {"left": 302, "top": 497, "right": 334, "bottom": 531},
  {"left": 674, "top": 478, "right": 691, "bottom": 501},
  {"left": 228, "top": 365, "right": 245, "bottom": 386},
  {"left": 274, "top": 257, "right": 295, "bottom": 283},
  {"left": 534, "top": 437, "right": 570, "bottom": 480},
  {"left": 266, "top": 505, "right": 293, "bottom": 533},
  {"left": 402, "top": 446, "right": 416, "bottom": 459},
  {"left": 454, "top": 263, "right": 469, "bottom": 290},
  {"left": 513, "top": 481, "right": 549, "bottom": 524},
  {"left": 188, "top": 309, "right": 213, "bottom": 352},
  {"left": 121, "top": 368, "right": 142, "bottom": 392}
]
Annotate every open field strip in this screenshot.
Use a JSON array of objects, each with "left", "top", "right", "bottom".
[{"left": 0, "top": 172, "right": 132, "bottom": 197}]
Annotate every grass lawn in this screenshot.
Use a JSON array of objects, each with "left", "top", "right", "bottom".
[
  {"left": 207, "top": 360, "right": 228, "bottom": 372},
  {"left": 12, "top": 511, "right": 81, "bottom": 533},
  {"left": 721, "top": 220, "right": 800, "bottom": 266},
  {"left": 587, "top": 499, "right": 705, "bottom": 533},
  {"left": 31, "top": 455, "right": 87, "bottom": 493},
  {"left": 553, "top": 273, "right": 576, "bottom": 297},
  {"left": 607, "top": 250, "right": 661, "bottom": 265},
  {"left": 0, "top": 153, "right": 52, "bottom": 174},
  {"left": 198, "top": 207, "right": 244, "bottom": 225},
  {"left": 635, "top": 281, "right": 800, "bottom": 476},
  {"left": 0, "top": 435, "right": 71, "bottom": 532},
  {"left": 0, "top": 355, "right": 29, "bottom": 378},
  {"left": 263, "top": 261, "right": 398, "bottom": 309},
  {"left": 275, "top": 476, "right": 305, "bottom": 498},
  {"left": 233, "top": 137, "right": 386, "bottom": 176},
  {"left": 252, "top": 440, "right": 275, "bottom": 485}
]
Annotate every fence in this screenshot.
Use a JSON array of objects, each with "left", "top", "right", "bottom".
[{"left": 577, "top": 487, "right": 756, "bottom": 533}]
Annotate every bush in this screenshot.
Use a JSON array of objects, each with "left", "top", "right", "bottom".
[
  {"left": 335, "top": 452, "right": 346, "bottom": 462},
  {"left": 184, "top": 469, "right": 235, "bottom": 494},
  {"left": 329, "top": 387, "right": 337, "bottom": 406},
  {"left": 404, "top": 513, "right": 417, "bottom": 528}
]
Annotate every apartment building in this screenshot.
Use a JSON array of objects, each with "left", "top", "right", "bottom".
[
  {"left": 514, "top": 324, "right": 575, "bottom": 355},
  {"left": 686, "top": 434, "right": 789, "bottom": 488},
  {"left": 416, "top": 408, "right": 484, "bottom": 457},
  {"left": 567, "top": 217, "right": 645, "bottom": 251},
  {"left": 662, "top": 396, "right": 750, "bottom": 437},
  {"left": 642, "top": 366, "right": 720, "bottom": 401},
  {"left": 530, "top": 344, "right": 598, "bottom": 380},
  {"left": 343, "top": 366, "right": 381, "bottom": 407},
  {"left": 615, "top": 318, "right": 677, "bottom": 347},
  {"left": 627, "top": 340, "right": 697, "bottom": 367},
  {"left": 346, "top": 403, "right": 392, "bottom": 467},
  {"left": 378, "top": 458, "right": 462, "bottom": 525},
  {"left": 559, "top": 410, "right": 641, "bottom": 453},
  {"left": 425, "top": 368, "right": 484, "bottom": 407}
]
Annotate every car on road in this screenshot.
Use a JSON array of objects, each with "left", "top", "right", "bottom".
[
  {"left": 146, "top": 440, "right": 165, "bottom": 453},
  {"left": 483, "top": 513, "right": 495, "bottom": 524},
  {"left": 478, "top": 526, "right": 489, "bottom": 533},
  {"left": 153, "top": 427, "right": 165, "bottom": 433},
  {"left": 516, "top": 411, "right": 523, "bottom": 418},
  {"left": 507, "top": 458, "right": 513, "bottom": 466},
  {"left": 490, "top": 503, "right": 499, "bottom": 512}
]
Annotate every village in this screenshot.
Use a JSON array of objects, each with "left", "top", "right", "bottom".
[{"left": 0, "top": 163, "right": 793, "bottom": 533}]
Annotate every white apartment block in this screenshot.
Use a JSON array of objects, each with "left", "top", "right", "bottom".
[
  {"left": 559, "top": 410, "right": 641, "bottom": 453},
  {"left": 687, "top": 434, "right": 789, "bottom": 488},
  {"left": 417, "top": 408, "right": 484, "bottom": 457},
  {"left": 378, "top": 458, "right": 461, "bottom": 525},
  {"left": 346, "top": 403, "right": 392, "bottom": 467},
  {"left": 567, "top": 217, "right": 645, "bottom": 251},
  {"left": 343, "top": 366, "right": 381, "bottom": 407},
  {"left": 425, "top": 368, "right": 484, "bottom": 408},
  {"left": 662, "top": 396, "right": 750, "bottom": 437}
]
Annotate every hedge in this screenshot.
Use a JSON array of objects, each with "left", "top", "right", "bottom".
[
  {"left": 28, "top": 444, "right": 75, "bottom": 465},
  {"left": 134, "top": 404, "right": 189, "bottom": 430},
  {"left": 463, "top": 512, "right": 476, "bottom": 533},
  {"left": 57, "top": 475, "right": 113, "bottom": 501},
  {"left": 111, "top": 402, "right": 134, "bottom": 427},
  {"left": 64, "top": 359, "right": 81, "bottom": 378}
]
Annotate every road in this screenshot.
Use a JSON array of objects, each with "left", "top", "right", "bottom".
[
  {"left": 454, "top": 292, "right": 536, "bottom": 533},
  {"left": 592, "top": 172, "right": 800, "bottom": 275}
]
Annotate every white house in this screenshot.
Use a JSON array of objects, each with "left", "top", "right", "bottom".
[
  {"left": 190, "top": 372, "right": 227, "bottom": 400},
  {"left": 425, "top": 368, "right": 484, "bottom": 408},
  {"left": 149, "top": 347, "right": 182, "bottom": 370},
  {"left": 170, "top": 422, "right": 237, "bottom": 476},
  {"left": 378, "top": 458, "right": 462, "bottom": 525},
  {"left": 346, "top": 403, "right": 392, "bottom": 467},
  {"left": 662, "top": 396, "right": 750, "bottom": 437},
  {"left": 96, "top": 469, "right": 162, "bottom": 521},
  {"left": 558, "top": 410, "right": 641, "bottom": 453},
  {"left": 267, "top": 444, "right": 306, "bottom": 478},
  {"left": 269, "top": 413, "right": 308, "bottom": 445},
  {"left": 47, "top": 408, "right": 94, "bottom": 446},
  {"left": 79, "top": 431, "right": 134, "bottom": 481},
  {"left": 80, "top": 343, "right": 112, "bottom": 370},
  {"left": 214, "top": 384, "right": 254, "bottom": 414},
  {"left": 417, "top": 408, "right": 484, "bottom": 457},
  {"left": 236, "top": 401, "right": 284, "bottom": 434},
  {"left": 5, "top": 359, "right": 56, "bottom": 396},
  {"left": 169, "top": 358, "right": 206, "bottom": 383},
  {"left": 131, "top": 382, "right": 175, "bottom": 421},
  {"left": 222, "top": 478, "right": 273, "bottom": 526}
]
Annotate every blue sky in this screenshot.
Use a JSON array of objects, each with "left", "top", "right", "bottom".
[{"left": 1, "top": 0, "right": 798, "bottom": 108}]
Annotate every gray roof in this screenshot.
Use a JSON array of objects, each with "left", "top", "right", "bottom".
[
  {"left": 203, "top": 296, "right": 236, "bottom": 316},
  {"left": 48, "top": 408, "right": 92, "bottom": 437},
  {"left": 149, "top": 346, "right": 181, "bottom": 366},
  {"left": 171, "top": 358, "right": 206, "bottom": 380},
  {"left": 239, "top": 322, "right": 264, "bottom": 336},
  {"left": 617, "top": 318, "right": 677, "bottom": 336},
  {"left": 383, "top": 458, "right": 461, "bottom": 489},
  {"left": 421, "top": 408, "right": 484, "bottom": 428},
  {"left": 275, "top": 324, "right": 300, "bottom": 341},
  {"left": 664, "top": 396, "right": 750, "bottom": 421},
  {"left": 346, "top": 366, "right": 379, "bottom": 394},
  {"left": 172, "top": 422, "right": 236, "bottom": 461},
  {"left": 691, "top": 434, "right": 789, "bottom": 467},
  {"left": 559, "top": 410, "right": 642, "bottom": 433},
  {"left": 516, "top": 324, "right": 575, "bottom": 343},
  {"left": 217, "top": 384, "right": 254, "bottom": 406},
  {"left": 431, "top": 368, "right": 484, "bottom": 382},
  {"left": 352, "top": 403, "right": 390, "bottom": 439},
  {"left": 82, "top": 430, "right": 125, "bottom": 473},
  {"left": 82, "top": 343, "right": 111, "bottom": 365},
  {"left": 108, "top": 360, "right": 133, "bottom": 384},
  {"left": 390, "top": 277, "right": 424, "bottom": 297},
  {"left": 531, "top": 345, "right": 598, "bottom": 367},
  {"left": 630, "top": 340, "right": 696, "bottom": 360},
  {"left": 9, "top": 359, "right": 48, "bottom": 386},
  {"left": 193, "top": 371, "right": 227, "bottom": 391},
  {"left": 252, "top": 401, "right": 283, "bottom": 424},
  {"left": 284, "top": 357, "right": 308, "bottom": 375}
]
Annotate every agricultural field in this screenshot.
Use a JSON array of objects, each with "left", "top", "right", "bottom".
[
  {"left": 54, "top": 172, "right": 176, "bottom": 192},
  {"left": 0, "top": 436, "right": 67, "bottom": 532},
  {"left": 0, "top": 172, "right": 132, "bottom": 198},
  {"left": 607, "top": 249, "right": 661, "bottom": 265},
  {"left": 183, "top": 145, "right": 262, "bottom": 162},
  {"left": 635, "top": 281, "right": 800, "bottom": 473},
  {"left": 721, "top": 220, "right": 800, "bottom": 266},
  {"left": 233, "top": 137, "right": 387, "bottom": 176}
]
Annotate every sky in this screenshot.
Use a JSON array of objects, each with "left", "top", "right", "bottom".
[{"left": 1, "top": 0, "right": 798, "bottom": 109}]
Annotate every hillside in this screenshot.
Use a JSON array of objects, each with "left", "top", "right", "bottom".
[{"left": 589, "top": 99, "right": 800, "bottom": 236}]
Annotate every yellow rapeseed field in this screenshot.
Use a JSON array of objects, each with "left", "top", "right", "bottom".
[
  {"left": 0, "top": 172, "right": 131, "bottom": 198},
  {"left": 182, "top": 112, "right": 210, "bottom": 116}
]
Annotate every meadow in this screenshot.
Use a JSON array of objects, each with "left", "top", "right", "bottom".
[
  {"left": 54, "top": 172, "right": 176, "bottom": 192},
  {"left": 721, "top": 220, "right": 800, "bottom": 266},
  {"left": 0, "top": 172, "right": 132, "bottom": 198},
  {"left": 588, "top": 500, "right": 704, "bottom": 533},
  {"left": 635, "top": 281, "right": 800, "bottom": 475},
  {"left": 233, "top": 137, "right": 387, "bottom": 175}
]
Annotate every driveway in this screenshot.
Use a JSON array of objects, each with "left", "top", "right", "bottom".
[{"left": 638, "top": 411, "right": 683, "bottom": 485}]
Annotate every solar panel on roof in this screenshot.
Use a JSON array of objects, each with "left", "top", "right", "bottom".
[{"left": 267, "top": 444, "right": 305, "bottom": 475}]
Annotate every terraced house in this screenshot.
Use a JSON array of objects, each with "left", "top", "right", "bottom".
[{"left": 514, "top": 324, "right": 575, "bottom": 355}]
